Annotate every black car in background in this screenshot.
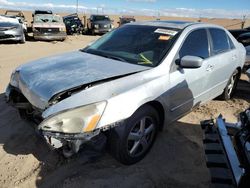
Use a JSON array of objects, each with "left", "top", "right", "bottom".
[
  {"left": 87, "top": 15, "right": 113, "bottom": 35},
  {"left": 63, "top": 13, "right": 84, "bottom": 35},
  {"left": 229, "top": 27, "right": 250, "bottom": 46},
  {"left": 118, "top": 16, "right": 136, "bottom": 27}
]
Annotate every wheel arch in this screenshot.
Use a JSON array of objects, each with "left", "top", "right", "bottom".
[
  {"left": 143, "top": 100, "right": 165, "bottom": 131},
  {"left": 236, "top": 67, "right": 242, "bottom": 77}
]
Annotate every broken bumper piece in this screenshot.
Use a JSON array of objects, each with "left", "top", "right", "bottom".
[
  {"left": 201, "top": 116, "right": 246, "bottom": 188},
  {"left": 42, "top": 129, "right": 100, "bottom": 150}
]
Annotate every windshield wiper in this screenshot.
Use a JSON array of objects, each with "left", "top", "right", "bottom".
[
  {"left": 105, "top": 55, "right": 128, "bottom": 63},
  {"left": 81, "top": 49, "right": 128, "bottom": 63}
]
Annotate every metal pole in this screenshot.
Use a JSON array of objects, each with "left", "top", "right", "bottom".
[{"left": 76, "top": 0, "right": 78, "bottom": 13}]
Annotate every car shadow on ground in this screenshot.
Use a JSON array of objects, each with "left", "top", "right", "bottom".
[{"left": 0, "top": 93, "right": 210, "bottom": 188}]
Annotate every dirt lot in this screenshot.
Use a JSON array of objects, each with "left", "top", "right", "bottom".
[{"left": 0, "top": 36, "right": 250, "bottom": 188}]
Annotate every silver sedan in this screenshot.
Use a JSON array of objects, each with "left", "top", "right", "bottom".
[
  {"left": 6, "top": 21, "right": 246, "bottom": 164},
  {"left": 0, "top": 19, "right": 25, "bottom": 43}
]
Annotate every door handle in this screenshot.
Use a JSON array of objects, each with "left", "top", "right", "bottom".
[
  {"left": 232, "top": 55, "right": 237, "bottom": 60},
  {"left": 206, "top": 64, "right": 214, "bottom": 72}
]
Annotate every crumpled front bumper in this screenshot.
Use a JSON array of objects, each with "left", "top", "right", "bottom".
[
  {"left": 5, "top": 84, "right": 102, "bottom": 153},
  {"left": 33, "top": 31, "right": 66, "bottom": 41}
]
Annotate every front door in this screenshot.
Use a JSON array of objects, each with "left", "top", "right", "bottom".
[{"left": 167, "top": 28, "right": 211, "bottom": 122}]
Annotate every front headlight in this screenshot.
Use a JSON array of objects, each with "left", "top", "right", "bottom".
[
  {"left": 10, "top": 71, "right": 19, "bottom": 87},
  {"left": 10, "top": 26, "right": 19, "bottom": 30},
  {"left": 59, "top": 27, "right": 66, "bottom": 32},
  {"left": 111, "top": 24, "right": 114, "bottom": 29},
  {"left": 94, "top": 24, "right": 99, "bottom": 29},
  {"left": 39, "top": 101, "right": 106, "bottom": 134}
]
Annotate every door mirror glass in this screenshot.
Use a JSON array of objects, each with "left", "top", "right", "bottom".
[{"left": 179, "top": 55, "right": 203, "bottom": 68}]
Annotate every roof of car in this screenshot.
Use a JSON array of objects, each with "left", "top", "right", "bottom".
[{"left": 129, "top": 20, "right": 200, "bottom": 29}]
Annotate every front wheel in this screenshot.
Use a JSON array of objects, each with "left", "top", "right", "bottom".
[
  {"left": 20, "top": 32, "right": 26, "bottom": 44},
  {"left": 220, "top": 69, "right": 240, "bottom": 100},
  {"left": 108, "top": 105, "right": 159, "bottom": 165}
]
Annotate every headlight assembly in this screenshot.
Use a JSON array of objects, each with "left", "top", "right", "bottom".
[
  {"left": 59, "top": 27, "right": 66, "bottom": 32},
  {"left": 94, "top": 24, "right": 99, "bottom": 29},
  {"left": 10, "top": 71, "right": 19, "bottom": 87},
  {"left": 39, "top": 101, "right": 106, "bottom": 134}
]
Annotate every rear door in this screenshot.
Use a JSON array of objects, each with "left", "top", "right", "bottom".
[{"left": 206, "top": 28, "right": 237, "bottom": 99}]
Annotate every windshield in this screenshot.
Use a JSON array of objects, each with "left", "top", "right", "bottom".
[
  {"left": 93, "top": 15, "right": 110, "bottom": 21},
  {"left": 83, "top": 25, "right": 180, "bottom": 67},
  {"left": 34, "top": 15, "right": 63, "bottom": 23}
]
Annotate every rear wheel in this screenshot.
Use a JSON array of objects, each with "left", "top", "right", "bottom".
[
  {"left": 108, "top": 105, "right": 159, "bottom": 165},
  {"left": 220, "top": 69, "right": 240, "bottom": 100}
]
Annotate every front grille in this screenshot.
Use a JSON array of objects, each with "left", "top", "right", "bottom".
[
  {"left": 99, "top": 24, "right": 110, "bottom": 29},
  {"left": 0, "top": 28, "right": 8, "bottom": 31},
  {"left": 0, "top": 34, "right": 14, "bottom": 39},
  {"left": 35, "top": 27, "right": 60, "bottom": 33}
]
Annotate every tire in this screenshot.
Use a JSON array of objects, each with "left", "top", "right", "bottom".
[
  {"left": 219, "top": 69, "right": 240, "bottom": 100},
  {"left": 108, "top": 105, "right": 159, "bottom": 165},
  {"left": 20, "top": 32, "right": 26, "bottom": 44}
]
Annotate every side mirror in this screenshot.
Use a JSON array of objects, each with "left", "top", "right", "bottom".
[{"left": 179, "top": 55, "right": 203, "bottom": 68}]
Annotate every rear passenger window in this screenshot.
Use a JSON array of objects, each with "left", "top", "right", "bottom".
[
  {"left": 209, "top": 28, "right": 230, "bottom": 54},
  {"left": 179, "top": 29, "right": 209, "bottom": 59}
]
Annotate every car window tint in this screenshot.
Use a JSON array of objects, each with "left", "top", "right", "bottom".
[
  {"left": 179, "top": 29, "right": 209, "bottom": 59},
  {"left": 209, "top": 28, "right": 230, "bottom": 54}
]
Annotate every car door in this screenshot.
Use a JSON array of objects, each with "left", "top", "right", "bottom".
[
  {"left": 167, "top": 28, "right": 212, "bottom": 121},
  {"left": 206, "top": 28, "right": 237, "bottom": 99}
]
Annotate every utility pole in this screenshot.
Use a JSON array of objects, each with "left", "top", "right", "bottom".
[
  {"left": 76, "top": 0, "right": 78, "bottom": 13},
  {"left": 241, "top": 15, "right": 246, "bottom": 29}
]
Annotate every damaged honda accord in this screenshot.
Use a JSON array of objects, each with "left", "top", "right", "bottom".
[{"left": 5, "top": 21, "right": 246, "bottom": 165}]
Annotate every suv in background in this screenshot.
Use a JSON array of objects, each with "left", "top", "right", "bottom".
[{"left": 87, "top": 15, "right": 113, "bottom": 35}]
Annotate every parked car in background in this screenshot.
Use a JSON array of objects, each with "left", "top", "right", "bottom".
[
  {"left": 32, "top": 13, "right": 66, "bottom": 41},
  {"left": 32, "top": 10, "right": 53, "bottom": 17},
  {"left": 245, "top": 45, "right": 250, "bottom": 67},
  {"left": 6, "top": 21, "right": 245, "bottom": 164},
  {"left": 4, "top": 10, "right": 27, "bottom": 33},
  {"left": 118, "top": 16, "right": 136, "bottom": 27},
  {"left": 63, "top": 13, "right": 84, "bottom": 35},
  {"left": 87, "top": 14, "right": 113, "bottom": 35},
  {"left": 229, "top": 27, "right": 250, "bottom": 69},
  {"left": 0, "top": 16, "right": 26, "bottom": 43},
  {"left": 229, "top": 27, "right": 250, "bottom": 46}
]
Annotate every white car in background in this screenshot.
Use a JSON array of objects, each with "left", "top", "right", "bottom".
[{"left": 0, "top": 15, "right": 26, "bottom": 43}]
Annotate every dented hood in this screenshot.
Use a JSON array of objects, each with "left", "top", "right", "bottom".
[{"left": 14, "top": 51, "right": 149, "bottom": 109}]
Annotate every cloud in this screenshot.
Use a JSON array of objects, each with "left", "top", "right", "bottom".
[
  {"left": 0, "top": 0, "right": 249, "bottom": 19},
  {"left": 0, "top": 0, "right": 88, "bottom": 12},
  {"left": 126, "top": 0, "right": 157, "bottom": 2}
]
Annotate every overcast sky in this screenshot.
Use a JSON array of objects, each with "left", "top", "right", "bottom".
[{"left": 0, "top": 0, "right": 250, "bottom": 19}]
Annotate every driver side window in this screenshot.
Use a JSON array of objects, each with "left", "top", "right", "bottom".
[{"left": 179, "top": 29, "right": 209, "bottom": 59}]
